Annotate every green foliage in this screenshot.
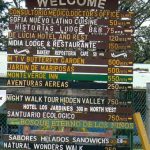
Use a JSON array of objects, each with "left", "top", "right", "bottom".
[
  {"left": 134, "top": 25, "right": 150, "bottom": 63},
  {"left": 119, "top": 0, "right": 150, "bottom": 29},
  {"left": 0, "top": 0, "right": 12, "bottom": 51},
  {"left": 144, "top": 59, "right": 150, "bottom": 64},
  {"left": 119, "top": 0, "right": 150, "bottom": 63}
]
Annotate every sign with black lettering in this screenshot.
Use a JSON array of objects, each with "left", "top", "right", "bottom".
[{"left": 25, "top": 0, "right": 119, "bottom": 10}]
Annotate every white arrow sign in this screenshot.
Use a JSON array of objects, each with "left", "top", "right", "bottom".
[
  {"left": 111, "top": 52, "right": 128, "bottom": 58},
  {"left": 0, "top": 90, "right": 6, "bottom": 107},
  {"left": 14, "top": 49, "right": 30, "bottom": 54}
]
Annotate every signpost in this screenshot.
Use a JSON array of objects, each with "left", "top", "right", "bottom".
[{"left": 5, "top": 0, "right": 134, "bottom": 149}]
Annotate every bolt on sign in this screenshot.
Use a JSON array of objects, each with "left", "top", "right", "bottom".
[{"left": 5, "top": 0, "right": 134, "bottom": 149}]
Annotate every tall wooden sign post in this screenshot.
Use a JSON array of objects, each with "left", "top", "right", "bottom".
[{"left": 4, "top": 0, "right": 134, "bottom": 149}]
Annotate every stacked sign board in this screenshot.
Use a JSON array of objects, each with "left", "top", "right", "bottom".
[{"left": 5, "top": 0, "right": 134, "bottom": 149}]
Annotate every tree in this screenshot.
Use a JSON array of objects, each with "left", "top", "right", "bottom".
[
  {"left": 0, "top": 0, "right": 23, "bottom": 51},
  {"left": 119, "top": 0, "right": 150, "bottom": 63}
]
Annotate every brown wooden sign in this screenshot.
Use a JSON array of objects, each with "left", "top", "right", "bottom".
[
  {"left": 8, "top": 33, "right": 133, "bottom": 42},
  {"left": 7, "top": 63, "right": 107, "bottom": 73},
  {"left": 8, "top": 39, "right": 133, "bottom": 49},
  {"left": 3, "top": 132, "right": 113, "bottom": 140},
  {"left": 8, "top": 40, "right": 133, "bottom": 51},
  {"left": 6, "top": 78, "right": 133, "bottom": 90},
  {"left": 3, "top": 142, "right": 130, "bottom": 150},
  {"left": 9, "top": 8, "right": 134, "bottom": 19},
  {"left": 7, "top": 64, "right": 133, "bottom": 74},
  {"left": 7, "top": 118, "right": 134, "bottom": 129},
  {"left": 6, "top": 94, "right": 132, "bottom": 106},
  {"left": 25, "top": 0, "right": 119, "bottom": 10},
  {"left": 9, "top": 16, "right": 134, "bottom": 27},
  {"left": 7, "top": 72, "right": 133, "bottom": 83},
  {"left": 6, "top": 103, "right": 133, "bottom": 114},
  {"left": 7, "top": 67, "right": 133, "bottom": 75},
  {"left": 9, "top": 23, "right": 134, "bottom": 33},
  {"left": 7, "top": 110, "right": 133, "bottom": 122},
  {"left": 26, "top": 130, "right": 115, "bottom": 143},
  {"left": 7, "top": 48, "right": 133, "bottom": 60},
  {"left": 8, "top": 55, "right": 104, "bottom": 64},
  {"left": 6, "top": 72, "right": 133, "bottom": 82},
  {"left": 7, "top": 55, "right": 133, "bottom": 67}
]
